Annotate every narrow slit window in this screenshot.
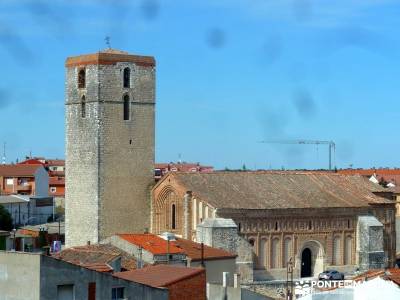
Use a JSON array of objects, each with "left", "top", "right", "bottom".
[
  {"left": 81, "top": 95, "right": 86, "bottom": 118},
  {"left": 123, "top": 95, "right": 130, "bottom": 120},
  {"left": 171, "top": 204, "right": 176, "bottom": 229},
  {"left": 123, "top": 67, "right": 130, "bottom": 88},
  {"left": 78, "top": 69, "right": 86, "bottom": 88}
]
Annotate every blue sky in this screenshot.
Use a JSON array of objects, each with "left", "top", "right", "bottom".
[{"left": 0, "top": 0, "right": 399, "bottom": 170}]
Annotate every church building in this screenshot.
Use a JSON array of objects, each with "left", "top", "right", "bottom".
[{"left": 151, "top": 172, "right": 396, "bottom": 280}]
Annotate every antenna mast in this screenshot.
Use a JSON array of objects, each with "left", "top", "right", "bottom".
[{"left": 2, "top": 142, "right": 6, "bottom": 165}]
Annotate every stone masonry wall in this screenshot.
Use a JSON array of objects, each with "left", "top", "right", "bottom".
[
  {"left": 65, "top": 64, "right": 100, "bottom": 247},
  {"left": 66, "top": 57, "right": 155, "bottom": 247},
  {"left": 97, "top": 62, "right": 155, "bottom": 240}
]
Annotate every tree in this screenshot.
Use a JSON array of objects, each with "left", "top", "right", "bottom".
[{"left": 0, "top": 204, "right": 13, "bottom": 231}]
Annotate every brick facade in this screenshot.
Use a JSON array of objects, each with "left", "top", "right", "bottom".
[
  {"left": 152, "top": 172, "right": 397, "bottom": 280},
  {"left": 165, "top": 270, "right": 206, "bottom": 300}
]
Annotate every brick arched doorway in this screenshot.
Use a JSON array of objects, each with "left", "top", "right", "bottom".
[{"left": 298, "top": 240, "right": 325, "bottom": 278}]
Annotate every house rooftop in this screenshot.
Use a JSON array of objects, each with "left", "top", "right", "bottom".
[
  {"left": 0, "top": 195, "right": 30, "bottom": 204},
  {"left": 174, "top": 237, "right": 236, "bottom": 261},
  {"left": 352, "top": 268, "right": 400, "bottom": 286},
  {"left": 53, "top": 244, "right": 137, "bottom": 272},
  {"left": 117, "top": 233, "right": 184, "bottom": 255},
  {"left": 0, "top": 164, "right": 43, "bottom": 177},
  {"left": 113, "top": 264, "right": 204, "bottom": 288}
]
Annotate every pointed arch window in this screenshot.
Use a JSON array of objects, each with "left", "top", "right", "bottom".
[
  {"left": 78, "top": 69, "right": 86, "bottom": 88},
  {"left": 171, "top": 204, "right": 176, "bottom": 229},
  {"left": 123, "top": 95, "right": 130, "bottom": 120},
  {"left": 81, "top": 95, "right": 86, "bottom": 118},
  {"left": 123, "top": 67, "right": 130, "bottom": 88}
]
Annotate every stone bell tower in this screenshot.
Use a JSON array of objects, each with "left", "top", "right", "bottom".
[{"left": 65, "top": 49, "right": 155, "bottom": 247}]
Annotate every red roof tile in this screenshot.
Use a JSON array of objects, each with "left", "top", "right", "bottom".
[
  {"left": 81, "top": 262, "right": 113, "bottom": 273},
  {"left": 173, "top": 238, "right": 236, "bottom": 261},
  {"left": 53, "top": 244, "right": 137, "bottom": 271},
  {"left": 352, "top": 269, "right": 400, "bottom": 286},
  {"left": 65, "top": 50, "right": 155, "bottom": 67},
  {"left": 46, "top": 159, "right": 65, "bottom": 166},
  {"left": 0, "top": 164, "right": 43, "bottom": 177},
  {"left": 113, "top": 264, "right": 204, "bottom": 287},
  {"left": 18, "top": 159, "right": 45, "bottom": 166},
  {"left": 117, "top": 234, "right": 184, "bottom": 255}
]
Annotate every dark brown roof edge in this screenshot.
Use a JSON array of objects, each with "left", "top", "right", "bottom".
[
  {"left": 190, "top": 255, "right": 237, "bottom": 262},
  {"left": 158, "top": 267, "right": 205, "bottom": 287},
  {"left": 65, "top": 52, "right": 155, "bottom": 67}
]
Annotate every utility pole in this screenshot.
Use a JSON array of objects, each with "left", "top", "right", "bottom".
[{"left": 259, "top": 139, "right": 336, "bottom": 170}]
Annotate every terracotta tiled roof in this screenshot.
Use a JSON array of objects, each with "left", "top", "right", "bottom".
[
  {"left": 353, "top": 269, "right": 400, "bottom": 286},
  {"left": 45, "top": 159, "right": 65, "bottom": 166},
  {"left": 165, "top": 172, "right": 392, "bottom": 210},
  {"left": 18, "top": 159, "right": 45, "bottom": 166},
  {"left": 81, "top": 262, "right": 114, "bottom": 273},
  {"left": 173, "top": 238, "right": 236, "bottom": 261},
  {"left": 53, "top": 244, "right": 137, "bottom": 271},
  {"left": 65, "top": 50, "right": 155, "bottom": 67},
  {"left": 0, "top": 164, "right": 43, "bottom": 176},
  {"left": 338, "top": 169, "right": 400, "bottom": 176},
  {"left": 338, "top": 169, "right": 400, "bottom": 187},
  {"left": 117, "top": 234, "right": 184, "bottom": 255},
  {"left": 113, "top": 264, "right": 204, "bottom": 287}
]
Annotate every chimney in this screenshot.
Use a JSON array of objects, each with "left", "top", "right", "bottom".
[{"left": 137, "top": 246, "right": 143, "bottom": 269}]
